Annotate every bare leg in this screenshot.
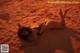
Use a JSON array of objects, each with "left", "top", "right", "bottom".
[
  {"left": 44, "top": 8, "right": 70, "bottom": 30},
  {"left": 59, "top": 8, "right": 70, "bottom": 28}
]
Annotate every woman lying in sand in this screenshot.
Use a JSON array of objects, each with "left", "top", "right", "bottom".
[
  {"left": 17, "top": 8, "right": 80, "bottom": 53},
  {"left": 17, "top": 17, "right": 65, "bottom": 46},
  {"left": 17, "top": 8, "right": 71, "bottom": 46}
]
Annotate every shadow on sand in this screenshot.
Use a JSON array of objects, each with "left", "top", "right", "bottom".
[{"left": 20, "top": 27, "right": 80, "bottom": 53}]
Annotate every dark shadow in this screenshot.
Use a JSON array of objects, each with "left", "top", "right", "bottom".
[{"left": 19, "top": 27, "right": 80, "bottom": 53}]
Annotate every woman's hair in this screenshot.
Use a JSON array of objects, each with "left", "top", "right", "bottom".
[{"left": 18, "top": 27, "right": 32, "bottom": 42}]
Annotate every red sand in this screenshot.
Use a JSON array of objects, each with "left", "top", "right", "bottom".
[{"left": 0, "top": 0, "right": 80, "bottom": 53}]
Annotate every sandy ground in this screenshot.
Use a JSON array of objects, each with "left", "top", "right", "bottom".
[{"left": 0, "top": 0, "right": 80, "bottom": 53}]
